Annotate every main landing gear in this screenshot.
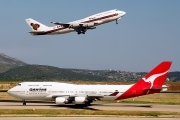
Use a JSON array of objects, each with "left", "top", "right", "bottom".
[
  {"left": 85, "top": 100, "right": 93, "bottom": 107},
  {"left": 77, "top": 27, "right": 87, "bottom": 35},
  {"left": 85, "top": 102, "right": 91, "bottom": 107},
  {"left": 77, "top": 31, "right": 86, "bottom": 35},
  {"left": 75, "top": 102, "right": 91, "bottom": 107},
  {"left": 22, "top": 99, "right": 26, "bottom": 106}
]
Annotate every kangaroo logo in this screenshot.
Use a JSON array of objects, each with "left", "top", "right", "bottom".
[
  {"left": 30, "top": 23, "right": 40, "bottom": 30},
  {"left": 142, "top": 70, "right": 168, "bottom": 93}
]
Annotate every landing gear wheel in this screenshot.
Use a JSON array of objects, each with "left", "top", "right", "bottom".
[
  {"left": 85, "top": 102, "right": 91, "bottom": 107},
  {"left": 23, "top": 102, "right": 26, "bottom": 106},
  {"left": 22, "top": 100, "right": 26, "bottom": 106},
  {"left": 116, "top": 20, "right": 118, "bottom": 24}
]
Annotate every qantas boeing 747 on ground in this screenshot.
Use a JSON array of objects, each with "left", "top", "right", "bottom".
[
  {"left": 25, "top": 9, "right": 126, "bottom": 35},
  {"left": 7, "top": 61, "right": 172, "bottom": 106}
]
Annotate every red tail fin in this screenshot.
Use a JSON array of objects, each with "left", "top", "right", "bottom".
[{"left": 116, "top": 61, "right": 172, "bottom": 100}]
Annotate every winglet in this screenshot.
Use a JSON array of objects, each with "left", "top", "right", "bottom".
[{"left": 116, "top": 61, "right": 172, "bottom": 100}]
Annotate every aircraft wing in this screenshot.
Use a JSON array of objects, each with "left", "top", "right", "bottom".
[
  {"left": 51, "top": 22, "right": 70, "bottom": 27},
  {"left": 46, "top": 91, "right": 119, "bottom": 99},
  {"left": 51, "top": 21, "right": 97, "bottom": 34},
  {"left": 46, "top": 94, "right": 104, "bottom": 99},
  {"left": 51, "top": 22, "right": 94, "bottom": 28},
  {"left": 29, "top": 31, "right": 47, "bottom": 35}
]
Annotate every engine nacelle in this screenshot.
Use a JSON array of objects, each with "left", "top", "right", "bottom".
[
  {"left": 69, "top": 23, "right": 95, "bottom": 28},
  {"left": 69, "top": 23, "right": 81, "bottom": 28},
  {"left": 89, "top": 26, "right": 96, "bottom": 29},
  {"left": 82, "top": 23, "right": 95, "bottom": 27},
  {"left": 74, "top": 96, "right": 87, "bottom": 104},
  {"left": 94, "top": 20, "right": 103, "bottom": 25},
  {"left": 55, "top": 97, "right": 67, "bottom": 105}
]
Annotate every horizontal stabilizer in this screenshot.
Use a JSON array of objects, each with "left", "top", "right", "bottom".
[
  {"left": 29, "top": 31, "right": 47, "bottom": 35},
  {"left": 143, "top": 88, "right": 162, "bottom": 91},
  {"left": 29, "top": 31, "right": 46, "bottom": 33}
]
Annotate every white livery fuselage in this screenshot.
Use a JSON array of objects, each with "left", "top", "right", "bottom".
[
  {"left": 25, "top": 9, "right": 126, "bottom": 35},
  {"left": 7, "top": 61, "right": 171, "bottom": 106},
  {"left": 8, "top": 82, "right": 132, "bottom": 101}
]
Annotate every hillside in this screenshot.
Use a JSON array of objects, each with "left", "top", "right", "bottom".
[
  {"left": 0, "top": 65, "right": 107, "bottom": 81},
  {"left": 0, "top": 53, "right": 26, "bottom": 73},
  {"left": 0, "top": 53, "right": 180, "bottom": 82},
  {"left": 0, "top": 64, "right": 179, "bottom": 82}
]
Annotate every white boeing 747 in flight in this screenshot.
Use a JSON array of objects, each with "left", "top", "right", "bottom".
[
  {"left": 8, "top": 61, "right": 171, "bottom": 106},
  {"left": 25, "top": 9, "right": 126, "bottom": 35}
]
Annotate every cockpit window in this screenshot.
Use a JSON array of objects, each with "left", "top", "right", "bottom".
[{"left": 18, "top": 84, "right": 21, "bottom": 86}]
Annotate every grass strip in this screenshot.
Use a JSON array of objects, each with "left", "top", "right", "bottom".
[{"left": 0, "top": 109, "right": 180, "bottom": 117}]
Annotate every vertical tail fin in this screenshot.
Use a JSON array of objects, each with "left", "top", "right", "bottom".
[
  {"left": 25, "top": 18, "right": 49, "bottom": 32},
  {"left": 140, "top": 61, "right": 172, "bottom": 89},
  {"left": 116, "top": 61, "right": 172, "bottom": 100}
]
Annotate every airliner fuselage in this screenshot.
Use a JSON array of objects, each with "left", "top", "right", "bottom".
[
  {"left": 7, "top": 61, "right": 171, "bottom": 106},
  {"left": 8, "top": 82, "right": 131, "bottom": 101},
  {"left": 26, "top": 9, "right": 126, "bottom": 35}
]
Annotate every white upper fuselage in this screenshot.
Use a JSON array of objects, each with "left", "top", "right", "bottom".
[
  {"left": 32, "top": 9, "right": 126, "bottom": 35},
  {"left": 8, "top": 82, "right": 132, "bottom": 100},
  {"left": 7, "top": 61, "right": 171, "bottom": 106},
  {"left": 53, "top": 9, "right": 125, "bottom": 34}
]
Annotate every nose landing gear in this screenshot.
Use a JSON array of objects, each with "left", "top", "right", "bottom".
[
  {"left": 116, "top": 19, "right": 118, "bottom": 24},
  {"left": 22, "top": 99, "right": 26, "bottom": 105}
]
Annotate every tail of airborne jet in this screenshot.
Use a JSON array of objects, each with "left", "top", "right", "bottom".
[
  {"left": 25, "top": 18, "right": 50, "bottom": 35},
  {"left": 116, "top": 61, "right": 172, "bottom": 100}
]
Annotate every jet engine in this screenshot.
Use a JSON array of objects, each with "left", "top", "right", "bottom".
[
  {"left": 69, "top": 23, "right": 81, "bottom": 28},
  {"left": 88, "top": 26, "right": 96, "bottom": 29},
  {"left": 55, "top": 97, "right": 67, "bottom": 105},
  {"left": 69, "top": 23, "right": 95, "bottom": 28},
  {"left": 82, "top": 23, "right": 95, "bottom": 27},
  {"left": 94, "top": 20, "right": 103, "bottom": 25},
  {"left": 74, "top": 96, "right": 87, "bottom": 104}
]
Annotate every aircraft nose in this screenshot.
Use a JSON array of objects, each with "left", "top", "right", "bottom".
[
  {"left": 7, "top": 86, "right": 19, "bottom": 97},
  {"left": 7, "top": 88, "right": 14, "bottom": 95},
  {"left": 121, "top": 11, "right": 126, "bottom": 16}
]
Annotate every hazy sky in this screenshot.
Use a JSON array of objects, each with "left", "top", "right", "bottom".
[{"left": 0, "top": 0, "right": 180, "bottom": 72}]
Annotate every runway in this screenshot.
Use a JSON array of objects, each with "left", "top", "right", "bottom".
[
  {"left": 0, "top": 117, "right": 179, "bottom": 120},
  {"left": 0, "top": 101, "right": 180, "bottom": 112}
]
